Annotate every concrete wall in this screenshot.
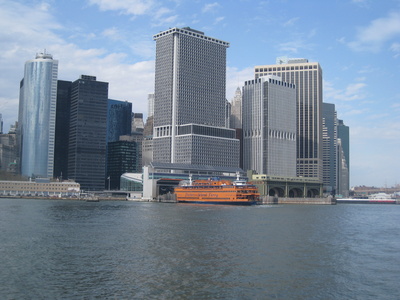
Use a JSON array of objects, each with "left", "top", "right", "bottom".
[{"left": 260, "top": 196, "right": 334, "bottom": 205}]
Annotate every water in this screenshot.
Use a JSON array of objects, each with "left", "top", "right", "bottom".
[{"left": 0, "top": 199, "right": 399, "bottom": 299}]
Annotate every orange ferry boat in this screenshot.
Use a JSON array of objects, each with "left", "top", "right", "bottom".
[{"left": 174, "top": 174, "right": 260, "bottom": 205}]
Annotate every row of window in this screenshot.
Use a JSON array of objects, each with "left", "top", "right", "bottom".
[{"left": 255, "top": 64, "right": 318, "bottom": 72}]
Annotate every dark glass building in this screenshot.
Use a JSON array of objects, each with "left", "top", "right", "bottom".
[
  {"left": 107, "top": 141, "right": 139, "bottom": 190},
  {"left": 53, "top": 80, "right": 72, "bottom": 179},
  {"left": 68, "top": 75, "right": 108, "bottom": 191},
  {"left": 107, "top": 99, "right": 132, "bottom": 143}
]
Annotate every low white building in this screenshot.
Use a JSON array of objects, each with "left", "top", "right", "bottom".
[{"left": 0, "top": 180, "right": 80, "bottom": 197}]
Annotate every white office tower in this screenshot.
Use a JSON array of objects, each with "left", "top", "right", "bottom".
[
  {"left": 255, "top": 58, "right": 323, "bottom": 180},
  {"left": 230, "top": 87, "right": 242, "bottom": 129},
  {"left": 147, "top": 93, "right": 154, "bottom": 118},
  {"left": 337, "top": 138, "right": 349, "bottom": 197},
  {"left": 18, "top": 52, "right": 58, "bottom": 178},
  {"left": 242, "top": 76, "right": 297, "bottom": 177},
  {"left": 153, "top": 27, "right": 239, "bottom": 167}
]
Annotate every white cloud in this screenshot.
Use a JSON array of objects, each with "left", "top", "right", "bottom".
[
  {"left": 0, "top": 1, "right": 64, "bottom": 129},
  {"left": 358, "top": 65, "right": 378, "bottom": 74},
  {"left": 283, "top": 17, "right": 299, "bottom": 27},
  {"left": 392, "top": 102, "right": 400, "bottom": 109},
  {"left": 324, "top": 80, "right": 367, "bottom": 102},
  {"left": 277, "top": 39, "right": 314, "bottom": 54},
  {"left": 88, "top": 0, "right": 177, "bottom": 26},
  {"left": 337, "top": 37, "right": 346, "bottom": 44},
  {"left": 202, "top": 2, "right": 220, "bottom": 13},
  {"left": 0, "top": 1, "right": 155, "bottom": 130},
  {"left": 88, "top": 0, "right": 156, "bottom": 15},
  {"left": 349, "top": 11, "right": 400, "bottom": 52},
  {"left": 390, "top": 42, "right": 400, "bottom": 58},
  {"left": 151, "top": 14, "right": 179, "bottom": 27},
  {"left": 214, "top": 16, "right": 225, "bottom": 24},
  {"left": 102, "top": 27, "right": 122, "bottom": 40},
  {"left": 351, "top": 0, "right": 371, "bottom": 8}
]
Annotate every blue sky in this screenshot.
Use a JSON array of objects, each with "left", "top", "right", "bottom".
[{"left": 1, "top": 0, "right": 399, "bottom": 188}]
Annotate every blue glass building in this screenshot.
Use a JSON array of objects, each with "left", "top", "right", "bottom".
[
  {"left": 107, "top": 99, "right": 132, "bottom": 143},
  {"left": 18, "top": 52, "right": 58, "bottom": 178}
]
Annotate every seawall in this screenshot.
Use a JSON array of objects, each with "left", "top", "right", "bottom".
[{"left": 261, "top": 196, "right": 335, "bottom": 205}]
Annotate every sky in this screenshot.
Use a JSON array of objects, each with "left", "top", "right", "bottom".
[{"left": 1, "top": 0, "right": 400, "bottom": 188}]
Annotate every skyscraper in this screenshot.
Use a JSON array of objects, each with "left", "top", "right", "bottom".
[
  {"left": 337, "top": 119, "right": 350, "bottom": 196},
  {"left": 18, "top": 52, "right": 58, "bottom": 178},
  {"left": 0, "top": 114, "right": 3, "bottom": 134},
  {"left": 107, "top": 99, "right": 132, "bottom": 143},
  {"left": 242, "top": 75, "right": 297, "bottom": 177},
  {"left": 322, "top": 103, "right": 350, "bottom": 196},
  {"left": 54, "top": 80, "right": 72, "bottom": 179},
  {"left": 68, "top": 75, "right": 108, "bottom": 190},
  {"left": 147, "top": 93, "right": 154, "bottom": 118},
  {"left": 230, "top": 87, "right": 242, "bottom": 129},
  {"left": 337, "top": 119, "right": 349, "bottom": 174},
  {"left": 255, "top": 57, "right": 323, "bottom": 180},
  {"left": 153, "top": 27, "right": 239, "bottom": 167},
  {"left": 107, "top": 140, "right": 139, "bottom": 190},
  {"left": 322, "top": 103, "right": 337, "bottom": 193}
]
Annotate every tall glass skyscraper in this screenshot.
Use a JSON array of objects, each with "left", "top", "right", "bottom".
[
  {"left": 153, "top": 27, "right": 239, "bottom": 167},
  {"left": 18, "top": 52, "right": 58, "bottom": 178},
  {"left": 322, "top": 103, "right": 338, "bottom": 193}
]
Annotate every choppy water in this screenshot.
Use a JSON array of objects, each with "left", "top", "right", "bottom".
[{"left": 0, "top": 198, "right": 399, "bottom": 299}]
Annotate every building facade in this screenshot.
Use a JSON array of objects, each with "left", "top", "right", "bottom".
[
  {"left": 68, "top": 75, "right": 108, "bottom": 191},
  {"left": 54, "top": 80, "right": 72, "bottom": 180},
  {"left": 230, "top": 87, "right": 242, "bottom": 129},
  {"left": 0, "top": 114, "right": 3, "bottom": 134},
  {"left": 152, "top": 27, "right": 239, "bottom": 167},
  {"left": 337, "top": 119, "right": 349, "bottom": 174},
  {"left": 255, "top": 57, "right": 323, "bottom": 181},
  {"left": 337, "top": 119, "right": 350, "bottom": 197},
  {"left": 18, "top": 52, "right": 58, "bottom": 178},
  {"left": 322, "top": 103, "right": 350, "bottom": 197},
  {"left": 107, "top": 100, "right": 132, "bottom": 143},
  {"left": 242, "top": 75, "right": 297, "bottom": 177},
  {"left": 132, "top": 113, "right": 144, "bottom": 133},
  {"left": 0, "top": 180, "right": 80, "bottom": 197},
  {"left": 107, "top": 140, "right": 139, "bottom": 190},
  {"left": 0, "top": 133, "right": 18, "bottom": 173},
  {"left": 147, "top": 93, "right": 154, "bottom": 118},
  {"left": 322, "top": 103, "right": 337, "bottom": 193}
]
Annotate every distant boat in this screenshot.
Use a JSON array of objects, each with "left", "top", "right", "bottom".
[
  {"left": 83, "top": 194, "right": 99, "bottom": 202},
  {"left": 174, "top": 173, "right": 259, "bottom": 205},
  {"left": 336, "top": 198, "right": 396, "bottom": 204}
]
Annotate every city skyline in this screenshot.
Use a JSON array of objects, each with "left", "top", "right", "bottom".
[{"left": 0, "top": 0, "right": 399, "bottom": 187}]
